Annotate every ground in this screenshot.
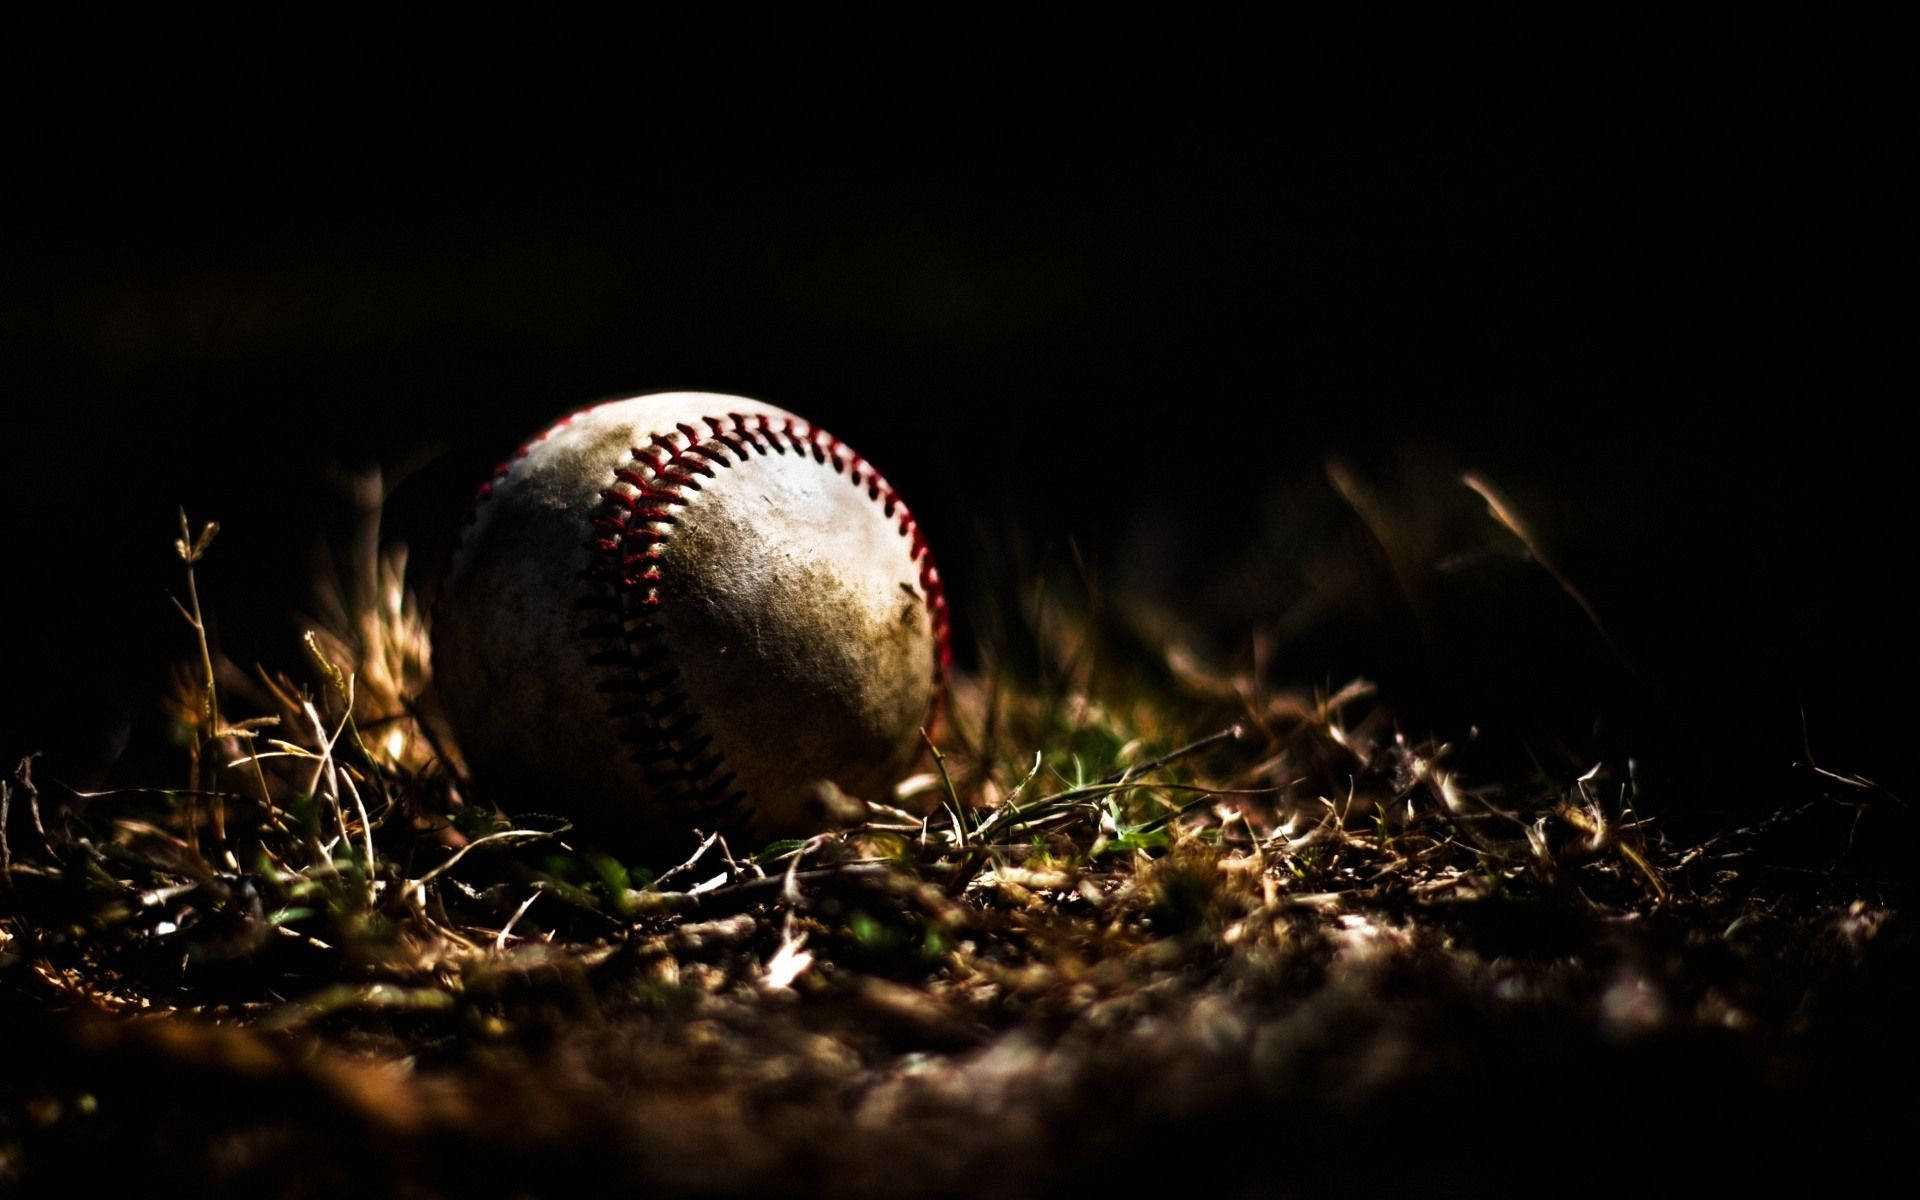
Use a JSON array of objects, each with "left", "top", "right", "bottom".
[{"left": 1, "top": 515, "right": 1911, "bottom": 1199}]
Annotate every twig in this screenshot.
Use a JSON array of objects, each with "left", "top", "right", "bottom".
[
  {"left": 923, "top": 728, "right": 968, "bottom": 848},
  {"left": 781, "top": 834, "right": 834, "bottom": 904},
  {"left": 1129, "top": 791, "right": 1228, "bottom": 837},
  {"left": 15, "top": 755, "right": 53, "bottom": 862},
  {"left": 494, "top": 890, "right": 543, "bottom": 951},
  {"left": 632, "top": 862, "right": 932, "bottom": 917},
  {"left": 715, "top": 834, "right": 761, "bottom": 880},
  {"left": 1103, "top": 725, "right": 1244, "bottom": 786},
  {"left": 651, "top": 829, "right": 721, "bottom": 891},
  {"left": 410, "top": 827, "right": 568, "bottom": 891}
]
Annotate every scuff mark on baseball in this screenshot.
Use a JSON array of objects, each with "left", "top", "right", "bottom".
[{"left": 432, "top": 392, "right": 949, "bottom": 855}]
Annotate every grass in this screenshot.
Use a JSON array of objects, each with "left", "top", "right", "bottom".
[{"left": 0, "top": 495, "right": 1911, "bottom": 1198}]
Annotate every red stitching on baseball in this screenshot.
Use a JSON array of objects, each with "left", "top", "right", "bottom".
[
  {"left": 570, "top": 408, "right": 950, "bottom": 826},
  {"left": 452, "top": 406, "right": 596, "bottom": 542},
  {"left": 448, "top": 402, "right": 951, "bottom": 827},
  {"left": 440, "top": 405, "right": 601, "bottom": 648}
]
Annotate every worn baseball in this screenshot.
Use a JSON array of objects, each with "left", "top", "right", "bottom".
[{"left": 433, "top": 392, "right": 949, "bottom": 854}]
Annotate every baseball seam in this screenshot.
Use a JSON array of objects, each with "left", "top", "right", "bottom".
[
  {"left": 446, "top": 405, "right": 595, "bottom": 571},
  {"left": 555, "top": 410, "right": 949, "bottom": 829}
]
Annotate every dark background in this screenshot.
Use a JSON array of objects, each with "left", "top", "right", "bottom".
[{"left": 3, "top": 83, "right": 1909, "bottom": 810}]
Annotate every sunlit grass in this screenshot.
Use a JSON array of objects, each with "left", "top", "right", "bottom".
[
  {"left": 2, "top": 491, "right": 1705, "bottom": 1026},
  {"left": 0, "top": 489, "right": 1905, "bottom": 1196}
]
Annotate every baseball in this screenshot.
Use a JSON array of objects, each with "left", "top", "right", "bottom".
[{"left": 432, "top": 392, "right": 949, "bottom": 854}]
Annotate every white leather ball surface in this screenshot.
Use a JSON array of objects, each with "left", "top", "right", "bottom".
[{"left": 433, "top": 392, "right": 948, "bottom": 853}]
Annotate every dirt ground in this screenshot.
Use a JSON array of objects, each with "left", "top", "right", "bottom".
[{"left": 3, "top": 563, "right": 1911, "bottom": 1197}]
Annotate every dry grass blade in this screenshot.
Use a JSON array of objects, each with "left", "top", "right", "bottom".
[
  {"left": 1, "top": 504, "right": 1902, "bottom": 1200},
  {"left": 1462, "top": 471, "right": 1623, "bottom": 660}
]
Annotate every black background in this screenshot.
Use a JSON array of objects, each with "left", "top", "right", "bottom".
[{"left": 3, "top": 69, "right": 1909, "bottom": 809}]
